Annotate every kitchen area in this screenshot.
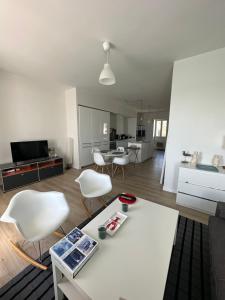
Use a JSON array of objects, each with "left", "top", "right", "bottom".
[
  {"left": 78, "top": 105, "right": 158, "bottom": 168},
  {"left": 109, "top": 112, "right": 153, "bottom": 164}
]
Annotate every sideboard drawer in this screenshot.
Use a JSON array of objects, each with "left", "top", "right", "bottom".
[
  {"left": 176, "top": 192, "right": 217, "bottom": 215},
  {"left": 178, "top": 181, "right": 225, "bottom": 202},
  {"left": 178, "top": 167, "right": 225, "bottom": 190}
]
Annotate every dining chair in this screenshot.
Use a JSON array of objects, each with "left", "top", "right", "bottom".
[
  {"left": 117, "top": 146, "right": 125, "bottom": 152},
  {"left": 93, "top": 152, "right": 111, "bottom": 173},
  {"left": 75, "top": 169, "right": 112, "bottom": 217},
  {"left": 91, "top": 147, "right": 100, "bottom": 153},
  {"left": 113, "top": 154, "right": 130, "bottom": 179},
  {"left": 0, "top": 190, "right": 70, "bottom": 270}
]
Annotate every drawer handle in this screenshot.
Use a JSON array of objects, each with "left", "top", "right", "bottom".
[{"left": 21, "top": 173, "right": 24, "bottom": 176}]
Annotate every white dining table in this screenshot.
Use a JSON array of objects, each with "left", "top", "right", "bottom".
[
  {"left": 52, "top": 197, "right": 179, "bottom": 300},
  {"left": 101, "top": 150, "right": 125, "bottom": 158}
]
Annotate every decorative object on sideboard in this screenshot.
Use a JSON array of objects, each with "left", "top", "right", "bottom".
[
  {"left": 190, "top": 151, "right": 199, "bottom": 166},
  {"left": 212, "top": 154, "right": 222, "bottom": 167},
  {"left": 48, "top": 147, "right": 56, "bottom": 158},
  {"left": 181, "top": 150, "right": 192, "bottom": 163}
]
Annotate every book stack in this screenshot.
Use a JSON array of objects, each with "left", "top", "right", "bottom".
[{"left": 50, "top": 227, "right": 98, "bottom": 278}]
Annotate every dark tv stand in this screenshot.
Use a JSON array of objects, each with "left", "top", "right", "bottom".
[{"left": 0, "top": 156, "right": 64, "bottom": 192}]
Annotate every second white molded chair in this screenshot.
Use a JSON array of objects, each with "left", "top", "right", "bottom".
[
  {"left": 113, "top": 155, "right": 130, "bottom": 179},
  {"left": 93, "top": 152, "right": 111, "bottom": 173},
  {"left": 117, "top": 146, "right": 125, "bottom": 152},
  {"left": 75, "top": 169, "right": 112, "bottom": 217},
  {"left": 91, "top": 147, "right": 100, "bottom": 153},
  {"left": 0, "top": 190, "right": 70, "bottom": 270}
]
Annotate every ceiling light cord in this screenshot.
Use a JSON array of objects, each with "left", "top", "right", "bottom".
[{"left": 106, "top": 50, "right": 109, "bottom": 64}]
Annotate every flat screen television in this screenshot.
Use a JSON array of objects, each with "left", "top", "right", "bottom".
[{"left": 11, "top": 140, "right": 49, "bottom": 163}]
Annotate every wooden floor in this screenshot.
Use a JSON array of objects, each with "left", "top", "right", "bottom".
[{"left": 0, "top": 151, "right": 209, "bottom": 287}]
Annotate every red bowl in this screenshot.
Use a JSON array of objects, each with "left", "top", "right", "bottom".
[{"left": 118, "top": 193, "right": 136, "bottom": 204}]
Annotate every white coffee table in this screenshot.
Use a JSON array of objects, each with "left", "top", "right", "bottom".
[{"left": 52, "top": 197, "right": 178, "bottom": 300}]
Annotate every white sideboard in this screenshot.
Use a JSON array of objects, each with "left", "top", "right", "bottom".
[
  {"left": 79, "top": 106, "right": 110, "bottom": 167},
  {"left": 176, "top": 164, "right": 225, "bottom": 215}
]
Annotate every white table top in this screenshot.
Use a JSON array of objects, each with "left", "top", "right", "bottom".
[
  {"left": 69, "top": 197, "right": 178, "bottom": 300},
  {"left": 102, "top": 151, "right": 125, "bottom": 157}
]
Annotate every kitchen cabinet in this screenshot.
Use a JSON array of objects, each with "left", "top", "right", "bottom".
[
  {"left": 79, "top": 106, "right": 92, "bottom": 143},
  {"left": 79, "top": 106, "right": 110, "bottom": 167},
  {"left": 128, "top": 141, "right": 153, "bottom": 163},
  {"left": 79, "top": 143, "right": 93, "bottom": 167}
]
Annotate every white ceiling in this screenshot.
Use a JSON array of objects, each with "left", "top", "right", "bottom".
[{"left": 0, "top": 0, "right": 225, "bottom": 110}]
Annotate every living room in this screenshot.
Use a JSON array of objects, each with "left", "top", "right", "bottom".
[{"left": 0, "top": 1, "right": 225, "bottom": 299}]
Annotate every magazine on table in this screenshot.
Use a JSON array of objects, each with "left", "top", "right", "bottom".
[
  {"left": 104, "top": 211, "right": 128, "bottom": 236},
  {"left": 50, "top": 227, "right": 98, "bottom": 278}
]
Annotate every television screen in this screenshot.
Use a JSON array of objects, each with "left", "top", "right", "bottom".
[{"left": 11, "top": 140, "right": 49, "bottom": 163}]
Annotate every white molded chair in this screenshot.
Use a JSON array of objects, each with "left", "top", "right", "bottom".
[
  {"left": 117, "top": 146, "right": 125, "bottom": 152},
  {"left": 0, "top": 190, "right": 70, "bottom": 270},
  {"left": 75, "top": 169, "right": 112, "bottom": 217},
  {"left": 93, "top": 152, "right": 111, "bottom": 173},
  {"left": 113, "top": 155, "right": 130, "bottom": 179},
  {"left": 91, "top": 147, "right": 100, "bottom": 153}
]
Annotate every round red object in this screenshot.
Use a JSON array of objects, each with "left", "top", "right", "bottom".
[{"left": 118, "top": 193, "right": 136, "bottom": 204}]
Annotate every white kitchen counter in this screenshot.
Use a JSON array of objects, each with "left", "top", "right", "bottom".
[{"left": 128, "top": 141, "right": 153, "bottom": 163}]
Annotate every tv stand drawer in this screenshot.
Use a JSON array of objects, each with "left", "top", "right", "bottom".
[
  {"left": 39, "top": 164, "right": 63, "bottom": 180},
  {"left": 3, "top": 170, "right": 39, "bottom": 191}
]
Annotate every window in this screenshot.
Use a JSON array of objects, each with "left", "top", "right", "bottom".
[
  {"left": 153, "top": 120, "right": 168, "bottom": 138},
  {"left": 103, "top": 123, "right": 108, "bottom": 135}
]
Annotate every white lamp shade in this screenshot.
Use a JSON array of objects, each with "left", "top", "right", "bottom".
[{"left": 99, "top": 63, "right": 116, "bottom": 85}]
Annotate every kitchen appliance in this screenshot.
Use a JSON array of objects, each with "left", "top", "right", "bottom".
[
  {"left": 136, "top": 125, "right": 145, "bottom": 138},
  {"left": 110, "top": 128, "right": 116, "bottom": 141}
]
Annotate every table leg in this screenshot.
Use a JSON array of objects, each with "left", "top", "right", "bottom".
[
  {"left": 52, "top": 259, "right": 64, "bottom": 300},
  {"left": 135, "top": 149, "right": 140, "bottom": 164}
]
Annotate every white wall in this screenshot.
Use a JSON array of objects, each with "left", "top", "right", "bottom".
[
  {"left": 0, "top": 70, "right": 67, "bottom": 164},
  {"left": 76, "top": 88, "right": 137, "bottom": 117},
  {"left": 127, "top": 117, "right": 137, "bottom": 137},
  {"left": 116, "top": 114, "right": 126, "bottom": 135},
  {"left": 65, "top": 87, "right": 80, "bottom": 169},
  {"left": 110, "top": 113, "right": 117, "bottom": 128},
  {"left": 164, "top": 47, "right": 225, "bottom": 193}
]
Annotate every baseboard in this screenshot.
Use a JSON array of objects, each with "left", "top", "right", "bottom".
[{"left": 163, "top": 185, "right": 177, "bottom": 194}]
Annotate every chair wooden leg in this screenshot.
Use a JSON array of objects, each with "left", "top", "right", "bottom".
[
  {"left": 113, "top": 165, "right": 118, "bottom": 176},
  {"left": 53, "top": 231, "right": 65, "bottom": 238},
  {"left": 106, "top": 166, "right": 111, "bottom": 175},
  {"left": 9, "top": 240, "right": 48, "bottom": 270},
  {"left": 112, "top": 163, "right": 114, "bottom": 177},
  {"left": 98, "top": 197, "right": 107, "bottom": 208},
  {"left": 81, "top": 197, "right": 92, "bottom": 218},
  {"left": 95, "top": 164, "right": 99, "bottom": 171},
  {"left": 122, "top": 166, "right": 125, "bottom": 180}
]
